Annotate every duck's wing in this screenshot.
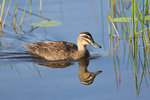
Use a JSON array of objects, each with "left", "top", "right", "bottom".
[{"left": 24, "top": 41, "right": 77, "bottom": 60}]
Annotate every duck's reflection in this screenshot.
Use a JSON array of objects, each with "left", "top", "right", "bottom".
[
  {"left": 37, "top": 61, "right": 74, "bottom": 68},
  {"left": 36, "top": 59, "right": 102, "bottom": 85},
  {"left": 78, "top": 60, "right": 102, "bottom": 85}
]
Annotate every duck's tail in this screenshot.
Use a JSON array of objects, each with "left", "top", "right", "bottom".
[{"left": 24, "top": 44, "right": 36, "bottom": 53}]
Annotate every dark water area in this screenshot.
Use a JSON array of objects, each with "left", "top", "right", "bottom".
[{"left": 0, "top": 0, "right": 150, "bottom": 100}]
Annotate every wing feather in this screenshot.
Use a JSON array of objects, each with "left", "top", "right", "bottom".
[{"left": 24, "top": 41, "right": 77, "bottom": 60}]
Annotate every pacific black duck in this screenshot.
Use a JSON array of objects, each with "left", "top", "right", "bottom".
[{"left": 24, "top": 32, "right": 101, "bottom": 60}]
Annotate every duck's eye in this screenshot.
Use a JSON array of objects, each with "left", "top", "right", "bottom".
[
  {"left": 83, "top": 36, "right": 91, "bottom": 40},
  {"left": 84, "top": 39, "right": 91, "bottom": 44}
]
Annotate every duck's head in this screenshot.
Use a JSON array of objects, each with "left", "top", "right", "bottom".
[{"left": 77, "top": 32, "right": 102, "bottom": 49}]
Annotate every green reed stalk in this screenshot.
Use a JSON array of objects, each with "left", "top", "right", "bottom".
[
  {"left": 108, "top": 14, "right": 112, "bottom": 54},
  {"left": 145, "top": 0, "right": 150, "bottom": 40},
  {"left": 141, "top": 0, "right": 148, "bottom": 45},
  {"left": 0, "top": 0, "right": 5, "bottom": 24},
  {"left": 29, "top": 0, "right": 33, "bottom": 31},
  {"left": 149, "top": 0, "right": 150, "bottom": 14},
  {"left": 131, "top": 1, "right": 138, "bottom": 95},
  {"left": 19, "top": 0, "right": 29, "bottom": 27},
  {"left": 0, "top": 0, "right": 5, "bottom": 30},
  {"left": 131, "top": 0, "right": 136, "bottom": 64},
  {"left": 108, "top": 0, "right": 112, "bottom": 54},
  {"left": 40, "top": 0, "right": 42, "bottom": 14},
  {"left": 136, "top": 3, "right": 141, "bottom": 51},
  {"left": 131, "top": 0, "right": 135, "bottom": 41},
  {"left": 30, "top": 0, "right": 32, "bottom": 14},
  {"left": 109, "top": 0, "right": 150, "bottom": 95},
  {"left": 122, "top": 0, "right": 130, "bottom": 40},
  {"left": 12, "top": 0, "right": 19, "bottom": 34},
  {"left": 118, "top": 0, "right": 127, "bottom": 40},
  {"left": 2, "top": 0, "right": 12, "bottom": 28},
  {"left": 112, "top": 0, "right": 115, "bottom": 38}
]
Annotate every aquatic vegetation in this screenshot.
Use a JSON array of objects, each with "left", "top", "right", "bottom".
[
  {"left": 0, "top": 0, "right": 5, "bottom": 29},
  {"left": 30, "top": 20, "right": 61, "bottom": 27},
  {"left": 108, "top": 0, "right": 150, "bottom": 96},
  {"left": 0, "top": 0, "right": 61, "bottom": 32},
  {"left": 0, "top": 0, "right": 62, "bottom": 47},
  {"left": 0, "top": 0, "right": 149, "bottom": 98},
  {"left": 19, "top": 0, "right": 29, "bottom": 27}
]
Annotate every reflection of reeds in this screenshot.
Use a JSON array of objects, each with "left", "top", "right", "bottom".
[
  {"left": 1, "top": 60, "right": 5, "bottom": 72},
  {"left": 108, "top": 0, "right": 150, "bottom": 96},
  {"left": 1, "top": 62, "right": 42, "bottom": 79},
  {"left": 33, "top": 63, "right": 42, "bottom": 78}
]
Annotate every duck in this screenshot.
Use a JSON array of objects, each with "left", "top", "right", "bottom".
[{"left": 24, "top": 32, "right": 101, "bottom": 60}]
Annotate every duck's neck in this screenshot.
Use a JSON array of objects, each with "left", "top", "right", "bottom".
[
  {"left": 77, "top": 43, "right": 86, "bottom": 51},
  {"left": 77, "top": 40, "right": 88, "bottom": 52},
  {"left": 77, "top": 42, "right": 89, "bottom": 58}
]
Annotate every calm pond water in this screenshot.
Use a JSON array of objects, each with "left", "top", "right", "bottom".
[{"left": 0, "top": 0, "right": 150, "bottom": 100}]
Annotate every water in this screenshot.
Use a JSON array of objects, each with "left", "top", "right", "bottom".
[{"left": 0, "top": 0, "right": 150, "bottom": 100}]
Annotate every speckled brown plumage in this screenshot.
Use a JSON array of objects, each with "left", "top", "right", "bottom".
[
  {"left": 24, "top": 32, "right": 101, "bottom": 61},
  {"left": 24, "top": 41, "right": 89, "bottom": 60}
]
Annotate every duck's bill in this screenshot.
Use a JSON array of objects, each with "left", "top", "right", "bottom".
[{"left": 90, "top": 42, "right": 102, "bottom": 48}]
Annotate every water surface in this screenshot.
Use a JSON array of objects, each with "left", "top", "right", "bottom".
[{"left": 0, "top": 0, "right": 150, "bottom": 100}]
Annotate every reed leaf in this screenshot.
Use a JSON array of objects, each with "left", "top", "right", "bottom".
[
  {"left": 0, "top": 0, "right": 5, "bottom": 30},
  {"left": 113, "top": 17, "right": 132, "bottom": 22},
  {"left": 19, "top": 0, "right": 29, "bottom": 27},
  {"left": 113, "top": 15, "right": 150, "bottom": 22},
  {"left": 30, "top": 20, "right": 61, "bottom": 27}
]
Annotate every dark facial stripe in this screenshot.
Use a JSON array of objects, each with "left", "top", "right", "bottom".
[
  {"left": 83, "top": 35, "right": 92, "bottom": 40},
  {"left": 79, "top": 32, "right": 92, "bottom": 37},
  {"left": 84, "top": 39, "right": 91, "bottom": 44},
  {"left": 84, "top": 36, "right": 95, "bottom": 44},
  {"left": 80, "top": 34, "right": 93, "bottom": 40},
  {"left": 79, "top": 33, "right": 95, "bottom": 44}
]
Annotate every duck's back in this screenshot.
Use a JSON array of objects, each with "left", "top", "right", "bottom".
[{"left": 24, "top": 41, "right": 78, "bottom": 60}]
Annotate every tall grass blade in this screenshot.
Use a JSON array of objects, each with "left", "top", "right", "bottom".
[
  {"left": 18, "top": 8, "right": 51, "bottom": 21},
  {"left": 30, "top": 20, "right": 61, "bottom": 27},
  {"left": 39, "top": 0, "right": 42, "bottom": 14},
  {"left": 2, "top": 0, "right": 12, "bottom": 28},
  {"left": 0, "top": 0, "right": 5, "bottom": 30},
  {"left": 19, "top": 0, "right": 29, "bottom": 27}
]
